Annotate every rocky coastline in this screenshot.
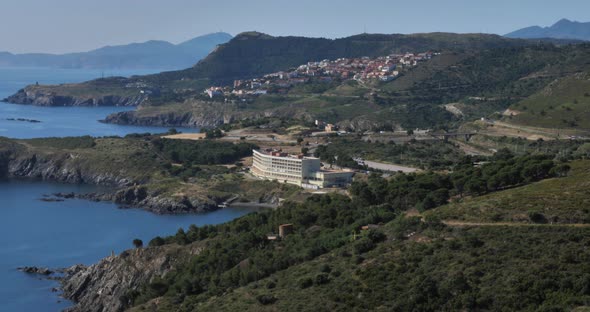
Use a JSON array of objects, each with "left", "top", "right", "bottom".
[
  {"left": 5, "top": 153, "right": 134, "bottom": 187},
  {"left": 3, "top": 87, "right": 146, "bottom": 107},
  {"left": 1, "top": 146, "right": 221, "bottom": 214},
  {"left": 16, "top": 244, "right": 192, "bottom": 312},
  {"left": 57, "top": 243, "right": 199, "bottom": 312},
  {"left": 49, "top": 186, "right": 220, "bottom": 215}
]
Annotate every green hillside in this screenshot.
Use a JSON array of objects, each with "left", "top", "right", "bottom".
[
  {"left": 507, "top": 73, "right": 590, "bottom": 129},
  {"left": 127, "top": 159, "right": 590, "bottom": 312},
  {"left": 427, "top": 160, "right": 590, "bottom": 223}
]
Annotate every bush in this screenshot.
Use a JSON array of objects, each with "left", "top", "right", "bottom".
[
  {"left": 148, "top": 236, "right": 166, "bottom": 247},
  {"left": 298, "top": 277, "right": 314, "bottom": 289},
  {"left": 353, "top": 238, "right": 376, "bottom": 254},
  {"left": 315, "top": 273, "right": 330, "bottom": 285},
  {"left": 528, "top": 212, "right": 548, "bottom": 224},
  {"left": 256, "top": 294, "right": 277, "bottom": 305}
]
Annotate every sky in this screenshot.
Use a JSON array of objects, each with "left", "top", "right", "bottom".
[{"left": 1, "top": 0, "right": 589, "bottom": 54}]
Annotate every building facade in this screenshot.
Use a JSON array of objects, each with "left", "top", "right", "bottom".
[{"left": 251, "top": 149, "right": 353, "bottom": 189}]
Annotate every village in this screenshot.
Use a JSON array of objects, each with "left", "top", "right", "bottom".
[{"left": 205, "top": 51, "right": 437, "bottom": 98}]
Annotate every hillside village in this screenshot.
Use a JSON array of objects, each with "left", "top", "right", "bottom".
[{"left": 205, "top": 52, "right": 436, "bottom": 98}]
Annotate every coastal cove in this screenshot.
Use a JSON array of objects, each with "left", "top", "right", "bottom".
[
  {"left": 0, "top": 179, "right": 259, "bottom": 312},
  {"left": 0, "top": 67, "right": 234, "bottom": 312}
]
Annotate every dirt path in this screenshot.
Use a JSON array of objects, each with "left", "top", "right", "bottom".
[
  {"left": 443, "top": 220, "right": 590, "bottom": 228},
  {"left": 361, "top": 160, "right": 419, "bottom": 173}
]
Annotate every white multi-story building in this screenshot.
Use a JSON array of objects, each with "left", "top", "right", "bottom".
[{"left": 251, "top": 149, "right": 353, "bottom": 189}]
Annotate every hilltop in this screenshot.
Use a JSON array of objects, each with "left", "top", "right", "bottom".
[{"left": 0, "top": 32, "right": 232, "bottom": 70}]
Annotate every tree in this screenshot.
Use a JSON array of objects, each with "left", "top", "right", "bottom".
[
  {"left": 132, "top": 238, "right": 143, "bottom": 249},
  {"left": 297, "top": 137, "right": 304, "bottom": 145},
  {"left": 465, "top": 178, "right": 487, "bottom": 195}
]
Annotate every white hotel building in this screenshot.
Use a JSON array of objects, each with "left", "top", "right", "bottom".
[{"left": 251, "top": 149, "right": 354, "bottom": 189}]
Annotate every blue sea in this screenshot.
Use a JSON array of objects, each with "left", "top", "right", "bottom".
[
  {"left": 0, "top": 67, "right": 198, "bottom": 139},
  {"left": 0, "top": 68, "right": 250, "bottom": 312}
]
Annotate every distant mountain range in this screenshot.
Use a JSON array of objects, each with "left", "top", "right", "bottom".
[
  {"left": 505, "top": 18, "right": 590, "bottom": 41},
  {"left": 0, "top": 32, "right": 232, "bottom": 70}
]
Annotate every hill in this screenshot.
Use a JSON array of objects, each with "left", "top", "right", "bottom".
[
  {"left": 7, "top": 32, "right": 590, "bottom": 132},
  {"left": 506, "top": 18, "right": 590, "bottom": 41},
  {"left": 152, "top": 31, "right": 530, "bottom": 84},
  {"left": 505, "top": 72, "right": 590, "bottom": 129},
  {"left": 0, "top": 32, "right": 232, "bottom": 70}
]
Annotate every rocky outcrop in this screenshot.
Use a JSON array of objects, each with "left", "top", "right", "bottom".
[
  {"left": 18, "top": 266, "right": 54, "bottom": 275},
  {"left": 103, "top": 101, "right": 313, "bottom": 128},
  {"left": 102, "top": 110, "right": 217, "bottom": 128},
  {"left": 61, "top": 244, "right": 200, "bottom": 312},
  {"left": 7, "top": 153, "right": 132, "bottom": 187},
  {"left": 1, "top": 140, "right": 221, "bottom": 214},
  {"left": 53, "top": 186, "right": 219, "bottom": 214},
  {"left": 3, "top": 87, "right": 146, "bottom": 107}
]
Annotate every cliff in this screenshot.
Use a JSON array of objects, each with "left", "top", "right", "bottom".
[
  {"left": 3, "top": 146, "right": 134, "bottom": 186},
  {"left": 0, "top": 137, "right": 223, "bottom": 214}
]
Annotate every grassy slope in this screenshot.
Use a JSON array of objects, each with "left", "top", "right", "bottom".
[
  {"left": 426, "top": 160, "right": 590, "bottom": 224},
  {"left": 508, "top": 73, "right": 590, "bottom": 129}
]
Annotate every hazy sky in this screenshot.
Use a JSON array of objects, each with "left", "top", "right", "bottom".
[{"left": 1, "top": 0, "right": 589, "bottom": 54}]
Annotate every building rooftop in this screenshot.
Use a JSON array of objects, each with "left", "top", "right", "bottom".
[{"left": 256, "top": 149, "right": 318, "bottom": 160}]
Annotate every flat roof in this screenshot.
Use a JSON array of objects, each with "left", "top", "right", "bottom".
[{"left": 254, "top": 149, "right": 319, "bottom": 160}]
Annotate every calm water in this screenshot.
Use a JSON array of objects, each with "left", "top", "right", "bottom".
[
  {"left": 0, "top": 68, "right": 242, "bottom": 312},
  {"left": 0, "top": 67, "right": 198, "bottom": 138},
  {"left": 0, "top": 179, "right": 257, "bottom": 312}
]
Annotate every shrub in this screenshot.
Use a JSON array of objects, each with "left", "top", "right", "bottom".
[
  {"left": 298, "top": 277, "right": 313, "bottom": 289},
  {"left": 256, "top": 294, "right": 277, "bottom": 305}
]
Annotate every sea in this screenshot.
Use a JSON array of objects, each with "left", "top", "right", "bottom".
[
  {"left": 0, "top": 67, "right": 255, "bottom": 312},
  {"left": 0, "top": 67, "right": 199, "bottom": 139}
]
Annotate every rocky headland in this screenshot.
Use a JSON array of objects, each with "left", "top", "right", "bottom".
[
  {"left": 3, "top": 86, "right": 147, "bottom": 107},
  {"left": 58, "top": 243, "right": 201, "bottom": 312}
]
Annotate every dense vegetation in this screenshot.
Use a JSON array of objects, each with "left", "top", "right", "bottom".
[
  {"left": 350, "top": 151, "right": 564, "bottom": 212},
  {"left": 428, "top": 159, "right": 590, "bottom": 224},
  {"left": 124, "top": 151, "right": 576, "bottom": 311},
  {"left": 314, "top": 138, "right": 466, "bottom": 170},
  {"left": 25, "top": 136, "right": 97, "bottom": 149},
  {"left": 151, "top": 138, "right": 256, "bottom": 165},
  {"left": 192, "top": 223, "right": 590, "bottom": 312}
]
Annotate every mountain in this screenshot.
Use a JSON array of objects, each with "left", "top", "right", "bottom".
[
  {"left": 0, "top": 32, "right": 232, "bottom": 70},
  {"left": 506, "top": 18, "right": 590, "bottom": 41}
]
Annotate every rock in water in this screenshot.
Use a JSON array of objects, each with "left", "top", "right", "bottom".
[{"left": 18, "top": 266, "right": 54, "bottom": 275}]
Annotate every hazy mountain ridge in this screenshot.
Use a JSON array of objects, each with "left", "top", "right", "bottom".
[
  {"left": 0, "top": 32, "right": 232, "bottom": 70},
  {"left": 506, "top": 18, "right": 590, "bottom": 41}
]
